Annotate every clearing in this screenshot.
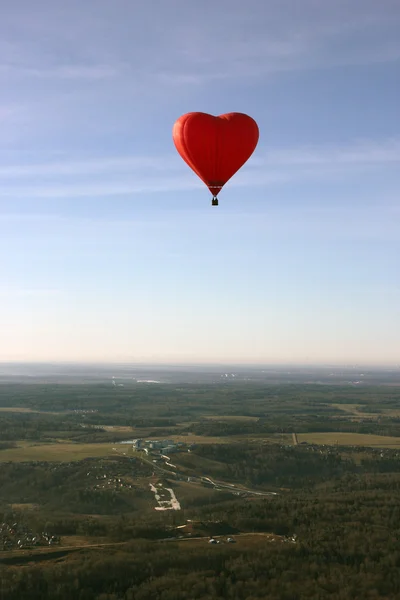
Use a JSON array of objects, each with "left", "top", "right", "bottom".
[
  {"left": 0, "top": 442, "right": 116, "bottom": 462},
  {"left": 332, "top": 403, "right": 400, "bottom": 419},
  {"left": 297, "top": 432, "right": 400, "bottom": 447},
  {"left": 168, "top": 434, "right": 284, "bottom": 445},
  {"left": 0, "top": 407, "right": 68, "bottom": 415},
  {"left": 10, "top": 503, "right": 39, "bottom": 511},
  {"left": 203, "top": 415, "right": 259, "bottom": 422},
  {"left": 149, "top": 483, "right": 181, "bottom": 511}
]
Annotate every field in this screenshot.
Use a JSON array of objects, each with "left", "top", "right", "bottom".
[
  {"left": 101, "top": 425, "right": 135, "bottom": 433},
  {"left": 0, "top": 442, "right": 117, "bottom": 462},
  {"left": 333, "top": 403, "right": 400, "bottom": 419},
  {"left": 10, "top": 503, "right": 39, "bottom": 511},
  {"left": 203, "top": 415, "right": 260, "bottom": 422},
  {"left": 3, "top": 431, "right": 400, "bottom": 464},
  {"left": 173, "top": 532, "right": 286, "bottom": 548},
  {"left": 0, "top": 532, "right": 286, "bottom": 567},
  {"left": 0, "top": 407, "right": 46, "bottom": 413},
  {"left": 297, "top": 432, "right": 400, "bottom": 447},
  {"left": 168, "top": 434, "right": 285, "bottom": 444},
  {"left": 172, "top": 480, "right": 224, "bottom": 503}
]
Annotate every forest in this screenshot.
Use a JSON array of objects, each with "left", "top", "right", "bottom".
[{"left": 0, "top": 382, "right": 400, "bottom": 598}]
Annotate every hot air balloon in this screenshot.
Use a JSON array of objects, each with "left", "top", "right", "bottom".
[{"left": 172, "top": 112, "right": 259, "bottom": 206}]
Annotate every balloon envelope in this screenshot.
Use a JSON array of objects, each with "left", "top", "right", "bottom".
[{"left": 172, "top": 112, "right": 259, "bottom": 198}]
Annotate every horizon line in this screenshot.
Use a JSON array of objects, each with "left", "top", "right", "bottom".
[{"left": 0, "top": 360, "right": 398, "bottom": 369}]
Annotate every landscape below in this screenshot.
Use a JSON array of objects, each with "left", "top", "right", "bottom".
[{"left": 0, "top": 376, "right": 400, "bottom": 599}]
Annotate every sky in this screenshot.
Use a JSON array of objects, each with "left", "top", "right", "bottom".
[{"left": 0, "top": 0, "right": 399, "bottom": 365}]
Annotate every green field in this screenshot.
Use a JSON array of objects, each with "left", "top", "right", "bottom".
[
  {"left": 203, "top": 415, "right": 260, "bottom": 422},
  {"left": 0, "top": 407, "right": 60, "bottom": 414},
  {"left": 169, "top": 433, "right": 286, "bottom": 444},
  {"left": 333, "top": 403, "right": 400, "bottom": 419},
  {"left": 0, "top": 442, "right": 117, "bottom": 462},
  {"left": 297, "top": 432, "right": 400, "bottom": 447}
]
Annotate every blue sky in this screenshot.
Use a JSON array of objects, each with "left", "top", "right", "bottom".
[{"left": 0, "top": 0, "right": 399, "bottom": 365}]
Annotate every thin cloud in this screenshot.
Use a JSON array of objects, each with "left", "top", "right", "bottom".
[
  {"left": 2, "top": 203, "right": 398, "bottom": 244},
  {"left": 258, "top": 140, "right": 400, "bottom": 167},
  {"left": 0, "top": 1, "right": 398, "bottom": 154},
  {"left": 0, "top": 64, "right": 120, "bottom": 80},
  {"left": 0, "top": 287, "right": 60, "bottom": 297},
  {"left": 1, "top": 1, "right": 399, "bottom": 88},
  {"left": 0, "top": 156, "right": 180, "bottom": 178},
  {"left": 0, "top": 103, "right": 30, "bottom": 126},
  {"left": 0, "top": 105, "right": 20, "bottom": 120},
  {"left": 0, "top": 177, "right": 202, "bottom": 199},
  {"left": 0, "top": 139, "right": 398, "bottom": 199},
  {"left": 0, "top": 199, "right": 399, "bottom": 246},
  {"left": 146, "top": 6, "right": 400, "bottom": 84}
]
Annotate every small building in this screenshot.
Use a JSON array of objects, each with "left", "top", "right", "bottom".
[
  {"left": 164, "top": 445, "right": 177, "bottom": 453},
  {"left": 148, "top": 440, "right": 164, "bottom": 449}
]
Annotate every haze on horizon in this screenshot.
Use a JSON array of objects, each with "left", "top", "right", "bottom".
[{"left": 1, "top": 0, "right": 399, "bottom": 365}]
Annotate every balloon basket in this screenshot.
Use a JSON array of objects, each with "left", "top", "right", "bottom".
[{"left": 212, "top": 197, "right": 219, "bottom": 206}]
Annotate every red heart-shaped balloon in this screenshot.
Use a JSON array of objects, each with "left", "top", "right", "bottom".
[{"left": 173, "top": 112, "right": 259, "bottom": 199}]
